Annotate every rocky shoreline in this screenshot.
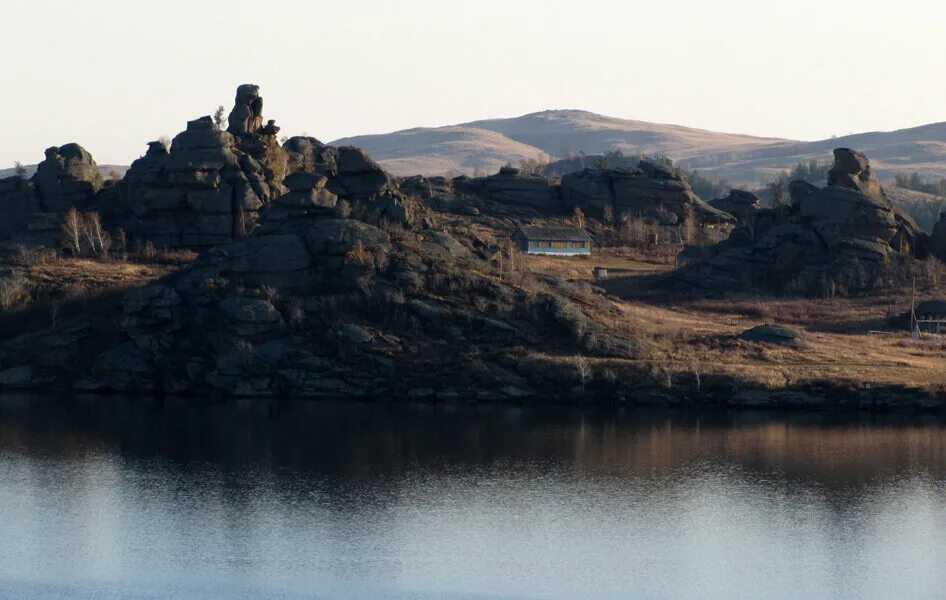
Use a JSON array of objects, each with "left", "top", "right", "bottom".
[{"left": 3, "top": 85, "right": 946, "bottom": 414}]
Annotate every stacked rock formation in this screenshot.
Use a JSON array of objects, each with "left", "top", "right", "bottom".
[
  {"left": 709, "top": 190, "right": 761, "bottom": 226},
  {"left": 33, "top": 144, "right": 104, "bottom": 213},
  {"left": 265, "top": 172, "right": 338, "bottom": 221},
  {"left": 561, "top": 160, "right": 734, "bottom": 226},
  {"left": 282, "top": 137, "right": 394, "bottom": 202},
  {"left": 119, "top": 116, "right": 272, "bottom": 250},
  {"left": 455, "top": 166, "right": 558, "bottom": 211},
  {"left": 0, "top": 144, "right": 103, "bottom": 248},
  {"left": 679, "top": 149, "right": 929, "bottom": 294}
]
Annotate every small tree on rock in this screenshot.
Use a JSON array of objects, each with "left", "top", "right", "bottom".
[{"left": 213, "top": 105, "right": 227, "bottom": 129}]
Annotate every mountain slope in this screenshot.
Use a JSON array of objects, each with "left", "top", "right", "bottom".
[
  {"left": 331, "top": 126, "right": 551, "bottom": 176},
  {"left": 333, "top": 110, "right": 946, "bottom": 185},
  {"left": 0, "top": 164, "right": 128, "bottom": 180},
  {"left": 462, "top": 110, "right": 792, "bottom": 162},
  {"left": 332, "top": 110, "right": 794, "bottom": 178},
  {"left": 679, "top": 122, "right": 946, "bottom": 184}
]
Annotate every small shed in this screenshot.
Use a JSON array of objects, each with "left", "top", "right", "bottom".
[{"left": 514, "top": 226, "right": 593, "bottom": 256}]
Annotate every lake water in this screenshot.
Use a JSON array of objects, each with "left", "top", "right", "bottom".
[{"left": 0, "top": 395, "right": 945, "bottom": 599}]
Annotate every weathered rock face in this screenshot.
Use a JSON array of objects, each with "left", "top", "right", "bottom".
[
  {"left": 544, "top": 153, "right": 640, "bottom": 177},
  {"left": 1, "top": 187, "right": 639, "bottom": 398},
  {"left": 709, "top": 190, "right": 760, "bottom": 225},
  {"left": 0, "top": 144, "right": 104, "bottom": 249},
  {"left": 227, "top": 84, "right": 264, "bottom": 136},
  {"left": 0, "top": 176, "right": 38, "bottom": 242},
  {"left": 329, "top": 146, "right": 394, "bottom": 201},
  {"left": 265, "top": 172, "right": 338, "bottom": 221},
  {"left": 400, "top": 175, "right": 462, "bottom": 213},
  {"left": 456, "top": 167, "right": 559, "bottom": 210},
  {"left": 561, "top": 161, "right": 734, "bottom": 227},
  {"left": 282, "top": 138, "right": 394, "bottom": 207},
  {"left": 284, "top": 136, "right": 338, "bottom": 177},
  {"left": 33, "top": 144, "right": 104, "bottom": 213},
  {"left": 118, "top": 117, "right": 272, "bottom": 250},
  {"left": 679, "top": 148, "right": 930, "bottom": 294},
  {"left": 932, "top": 213, "right": 946, "bottom": 262}
]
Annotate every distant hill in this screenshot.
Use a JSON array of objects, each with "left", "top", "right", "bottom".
[
  {"left": 329, "top": 126, "right": 553, "bottom": 177},
  {"left": 332, "top": 110, "right": 946, "bottom": 186},
  {"left": 680, "top": 122, "right": 946, "bottom": 185},
  {"left": 332, "top": 110, "right": 792, "bottom": 178},
  {"left": 0, "top": 164, "right": 128, "bottom": 180}
]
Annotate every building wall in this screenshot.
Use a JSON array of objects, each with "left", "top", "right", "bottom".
[{"left": 522, "top": 239, "right": 592, "bottom": 256}]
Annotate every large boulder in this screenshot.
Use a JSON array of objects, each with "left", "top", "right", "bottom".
[{"left": 328, "top": 146, "right": 394, "bottom": 201}]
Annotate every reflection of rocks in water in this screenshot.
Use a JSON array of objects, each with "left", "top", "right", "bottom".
[{"left": 1, "top": 395, "right": 944, "bottom": 492}]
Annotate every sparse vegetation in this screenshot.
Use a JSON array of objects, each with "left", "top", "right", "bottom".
[
  {"left": 61, "top": 209, "right": 111, "bottom": 258},
  {"left": 213, "top": 105, "right": 227, "bottom": 129},
  {"left": 0, "top": 271, "right": 31, "bottom": 312}
]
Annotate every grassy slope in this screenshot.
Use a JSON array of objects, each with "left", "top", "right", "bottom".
[{"left": 525, "top": 251, "right": 946, "bottom": 394}]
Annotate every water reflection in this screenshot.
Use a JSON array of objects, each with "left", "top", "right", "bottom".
[{"left": 0, "top": 395, "right": 945, "bottom": 599}]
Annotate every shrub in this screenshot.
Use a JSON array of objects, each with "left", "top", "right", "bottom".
[{"left": 0, "top": 272, "right": 31, "bottom": 312}]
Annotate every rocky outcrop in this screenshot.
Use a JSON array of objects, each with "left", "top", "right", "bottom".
[
  {"left": 0, "top": 144, "right": 104, "bottom": 249},
  {"left": 0, "top": 190, "right": 639, "bottom": 398},
  {"left": 118, "top": 117, "right": 272, "bottom": 250},
  {"left": 561, "top": 161, "right": 735, "bottom": 227},
  {"left": 455, "top": 166, "right": 559, "bottom": 211},
  {"left": 544, "top": 153, "right": 640, "bottom": 177},
  {"left": 0, "top": 176, "right": 38, "bottom": 242},
  {"left": 227, "top": 84, "right": 265, "bottom": 136},
  {"left": 33, "top": 144, "right": 104, "bottom": 213},
  {"left": 709, "top": 190, "right": 760, "bottom": 225},
  {"left": 741, "top": 324, "right": 803, "bottom": 348},
  {"left": 329, "top": 146, "right": 394, "bottom": 201},
  {"left": 930, "top": 212, "right": 946, "bottom": 262},
  {"left": 282, "top": 137, "right": 395, "bottom": 209},
  {"left": 678, "top": 149, "right": 930, "bottom": 294}
]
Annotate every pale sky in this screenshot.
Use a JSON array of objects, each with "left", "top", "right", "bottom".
[{"left": 3, "top": 0, "right": 946, "bottom": 167}]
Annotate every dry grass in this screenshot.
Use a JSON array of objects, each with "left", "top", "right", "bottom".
[
  {"left": 519, "top": 255, "right": 946, "bottom": 393},
  {"left": 0, "top": 258, "right": 182, "bottom": 338},
  {"left": 523, "top": 249, "right": 672, "bottom": 281}
]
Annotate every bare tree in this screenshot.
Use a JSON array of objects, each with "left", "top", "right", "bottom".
[
  {"left": 519, "top": 157, "right": 547, "bottom": 177},
  {"left": 80, "top": 211, "right": 111, "bottom": 257},
  {"left": 602, "top": 203, "right": 614, "bottom": 226},
  {"left": 576, "top": 358, "right": 592, "bottom": 390},
  {"left": 62, "top": 208, "right": 82, "bottom": 255},
  {"left": 13, "top": 161, "right": 27, "bottom": 178},
  {"left": 573, "top": 207, "right": 587, "bottom": 229}
]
